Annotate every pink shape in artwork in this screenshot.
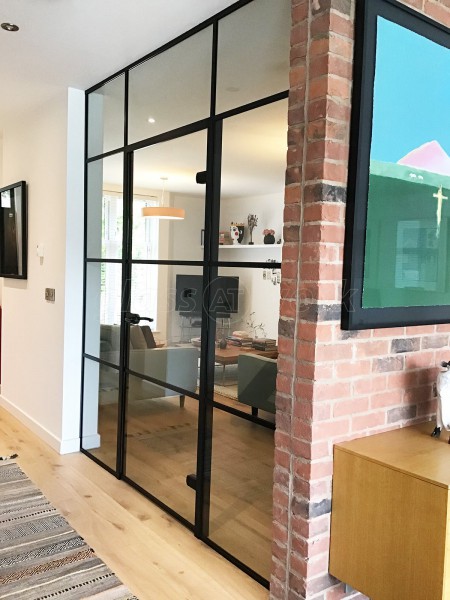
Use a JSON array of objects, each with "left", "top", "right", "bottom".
[{"left": 397, "top": 140, "right": 450, "bottom": 177}]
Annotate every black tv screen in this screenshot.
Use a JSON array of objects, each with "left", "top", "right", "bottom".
[
  {"left": 175, "top": 274, "right": 239, "bottom": 316},
  {"left": 0, "top": 181, "right": 27, "bottom": 279}
]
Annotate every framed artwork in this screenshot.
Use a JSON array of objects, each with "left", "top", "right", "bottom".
[
  {"left": 342, "top": 0, "right": 450, "bottom": 329},
  {"left": 0, "top": 181, "right": 27, "bottom": 279}
]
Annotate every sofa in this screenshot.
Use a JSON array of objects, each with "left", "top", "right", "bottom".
[
  {"left": 99, "top": 324, "right": 198, "bottom": 405},
  {"left": 237, "top": 353, "right": 277, "bottom": 415}
]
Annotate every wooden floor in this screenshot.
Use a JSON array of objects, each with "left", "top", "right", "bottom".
[
  {"left": 0, "top": 406, "right": 269, "bottom": 600},
  {"left": 89, "top": 391, "right": 274, "bottom": 579}
]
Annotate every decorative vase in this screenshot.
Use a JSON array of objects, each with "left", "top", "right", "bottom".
[
  {"left": 230, "top": 225, "right": 240, "bottom": 245},
  {"left": 219, "top": 337, "right": 227, "bottom": 349},
  {"left": 264, "top": 234, "right": 275, "bottom": 244}
]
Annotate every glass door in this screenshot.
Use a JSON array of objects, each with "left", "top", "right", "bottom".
[
  {"left": 121, "top": 131, "right": 208, "bottom": 524},
  {"left": 205, "top": 100, "right": 286, "bottom": 581}
]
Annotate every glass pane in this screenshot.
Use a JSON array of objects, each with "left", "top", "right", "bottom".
[
  {"left": 216, "top": 0, "right": 290, "bottom": 113},
  {"left": 132, "top": 131, "right": 207, "bottom": 261},
  {"left": 81, "top": 358, "right": 119, "bottom": 471},
  {"left": 87, "top": 155, "right": 123, "bottom": 260},
  {"left": 127, "top": 264, "right": 202, "bottom": 393},
  {"left": 209, "top": 265, "right": 277, "bottom": 578},
  {"left": 85, "top": 262, "right": 123, "bottom": 364},
  {"left": 125, "top": 375, "right": 198, "bottom": 523},
  {"left": 218, "top": 101, "right": 287, "bottom": 261},
  {"left": 212, "top": 266, "right": 279, "bottom": 406},
  {"left": 128, "top": 27, "right": 212, "bottom": 143},
  {"left": 87, "top": 75, "right": 125, "bottom": 158},
  {"left": 363, "top": 17, "right": 450, "bottom": 308},
  {"left": 209, "top": 408, "right": 274, "bottom": 579}
]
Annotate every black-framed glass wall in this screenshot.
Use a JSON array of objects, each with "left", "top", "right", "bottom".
[{"left": 81, "top": 0, "right": 289, "bottom": 585}]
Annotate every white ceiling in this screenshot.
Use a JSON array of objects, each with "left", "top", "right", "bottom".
[
  {"left": 1, "top": 0, "right": 290, "bottom": 197},
  {"left": 0, "top": 0, "right": 237, "bottom": 132}
]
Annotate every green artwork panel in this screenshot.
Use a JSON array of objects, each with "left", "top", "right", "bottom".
[
  {"left": 361, "top": 15, "right": 450, "bottom": 310},
  {"left": 363, "top": 161, "right": 450, "bottom": 308}
]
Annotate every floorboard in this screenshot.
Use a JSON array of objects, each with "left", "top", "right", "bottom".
[{"left": 0, "top": 406, "right": 269, "bottom": 600}]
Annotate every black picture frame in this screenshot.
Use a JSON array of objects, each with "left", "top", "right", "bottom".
[
  {"left": 0, "top": 181, "right": 27, "bottom": 279},
  {"left": 342, "top": 0, "right": 450, "bottom": 330}
]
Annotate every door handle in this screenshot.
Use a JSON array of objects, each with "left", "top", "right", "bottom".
[{"left": 124, "top": 312, "right": 154, "bottom": 325}]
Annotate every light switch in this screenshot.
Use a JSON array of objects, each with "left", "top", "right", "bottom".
[{"left": 45, "top": 288, "right": 55, "bottom": 302}]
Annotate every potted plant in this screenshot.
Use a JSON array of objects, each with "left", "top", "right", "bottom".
[{"left": 263, "top": 228, "right": 275, "bottom": 244}]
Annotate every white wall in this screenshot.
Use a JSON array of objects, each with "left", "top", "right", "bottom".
[
  {"left": 0, "top": 89, "right": 84, "bottom": 453},
  {"left": 219, "top": 192, "right": 282, "bottom": 339},
  {"left": 220, "top": 192, "right": 283, "bottom": 246}
]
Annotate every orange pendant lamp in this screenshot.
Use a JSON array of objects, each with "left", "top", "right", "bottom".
[{"left": 142, "top": 177, "right": 185, "bottom": 220}]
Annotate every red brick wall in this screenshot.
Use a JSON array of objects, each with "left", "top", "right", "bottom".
[{"left": 273, "top": 1, "right": 450, "bottom": 599}]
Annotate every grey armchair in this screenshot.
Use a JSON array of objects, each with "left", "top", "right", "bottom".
[{"left": 237, "top": 354, "right": 277, "bottom": 415}]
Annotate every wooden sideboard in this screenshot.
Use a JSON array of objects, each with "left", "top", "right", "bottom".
[{"left": 329, "top": 422, "right": 450, "bottom": 600}]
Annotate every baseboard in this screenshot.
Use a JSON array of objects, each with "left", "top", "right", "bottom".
[
  {"left": 81, "top": 433, "right": 101, "bottom": 450},
  {"left": 0, "top": 394, "right": 80, "bottom": 455}
]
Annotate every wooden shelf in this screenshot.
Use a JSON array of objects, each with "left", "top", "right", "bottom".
[{"left": 200, "top": 244, "right": 282, "bottom": 249}]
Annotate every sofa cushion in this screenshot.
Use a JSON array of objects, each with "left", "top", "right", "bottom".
[
  {"left": 237, "top": 354, "right": 276, "bottom": 413},
  {"left": 129, "top": 325, "right": 147, "bottom": 349},
  {"left": 100, "top": 324, "right": 121, "bottom": 352}
]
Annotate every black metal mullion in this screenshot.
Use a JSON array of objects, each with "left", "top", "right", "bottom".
[
  {"left": 124, "top": 71, "right": 129, "bottom": 148},
  {"left": 212, "top": 401, "right": 275, "bottom": 430},
  {"left": 126, "top": 368, "right": 201, "bottom": 401},
  {"left": 214, "top": 90, "right": 289, "bottom": 123},
  {"left": 116, "top": 150, "right": 134, "bottom": 477},
  {"left": 86, "top": 258, "right": 123, "bottom": 264},
  {"left": 130, "top": 259, "right": 204, "bottom": 267},
  {"left": 126, "top": 119, "right": 210, "bottom": 154},
  {"left": 194, "top": 19, "right": 221, "bottom": 539},
  {"left": 87, "top": 147, "right": 125, "bottom": 163}
]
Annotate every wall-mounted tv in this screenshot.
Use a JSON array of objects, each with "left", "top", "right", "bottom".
[
  {"left": 0, "top": 181, "right": 27, "bottom": 279},
  {"left": 175, "top": 274, "right": 239, "bottom": 317}
]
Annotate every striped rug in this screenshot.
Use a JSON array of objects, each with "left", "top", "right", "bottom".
[{"left": 0, "top": 458, "right": 138, "bottom": 599}]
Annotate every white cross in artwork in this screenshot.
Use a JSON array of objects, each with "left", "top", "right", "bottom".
[{"left": 433, "top": 185, "right": 448, "bottom": 235}]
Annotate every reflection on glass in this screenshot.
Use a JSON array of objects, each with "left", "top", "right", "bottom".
[
  {"left": 132, "top": 131, "right": 207, "bottom": 262},
  {"left": 81, "top": 358, "right": 119, "bottom": 471},
  {"left": 209, "top": 408, "right": 274, "bottom": 579},
  {"left": 87, "top": 155, "right": 124, "bottom": 260},
  {"left": 216, "top": 0, "right": 290, "bottom": 113},
  {"left": 88, "top": 75, "right": 125, "bottom": 158},
  {"left": 125, "top": 375, "right": 198, "bottom": 523},
  {"left": 127, "top": 264, "right": 202, "bottom": 392},
  {"left": 128, "top": 27, "right": 212, "bottom": 144},
  {"left": 363, "top": 17, "right": 450, "bottom": 308},
  {"left": 209, "top": 266, "right": 277, "bottom": 578},
  {"left": 212, "top": 266, "right": 279, "bottom": 412},
  {"left": 85, "top": 263, "right": 122, "bottom": 363},
  {"left": 219, "top": 101, "right": 287, "bottom": 261}
]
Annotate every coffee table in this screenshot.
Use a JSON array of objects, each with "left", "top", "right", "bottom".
[{"left": 214, "top": 346, "right": 278, "bottom": 384}]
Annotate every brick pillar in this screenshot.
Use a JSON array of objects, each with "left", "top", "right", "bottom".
[{"left": 272, "top": 1, "right": 450, "bottom": 599}]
